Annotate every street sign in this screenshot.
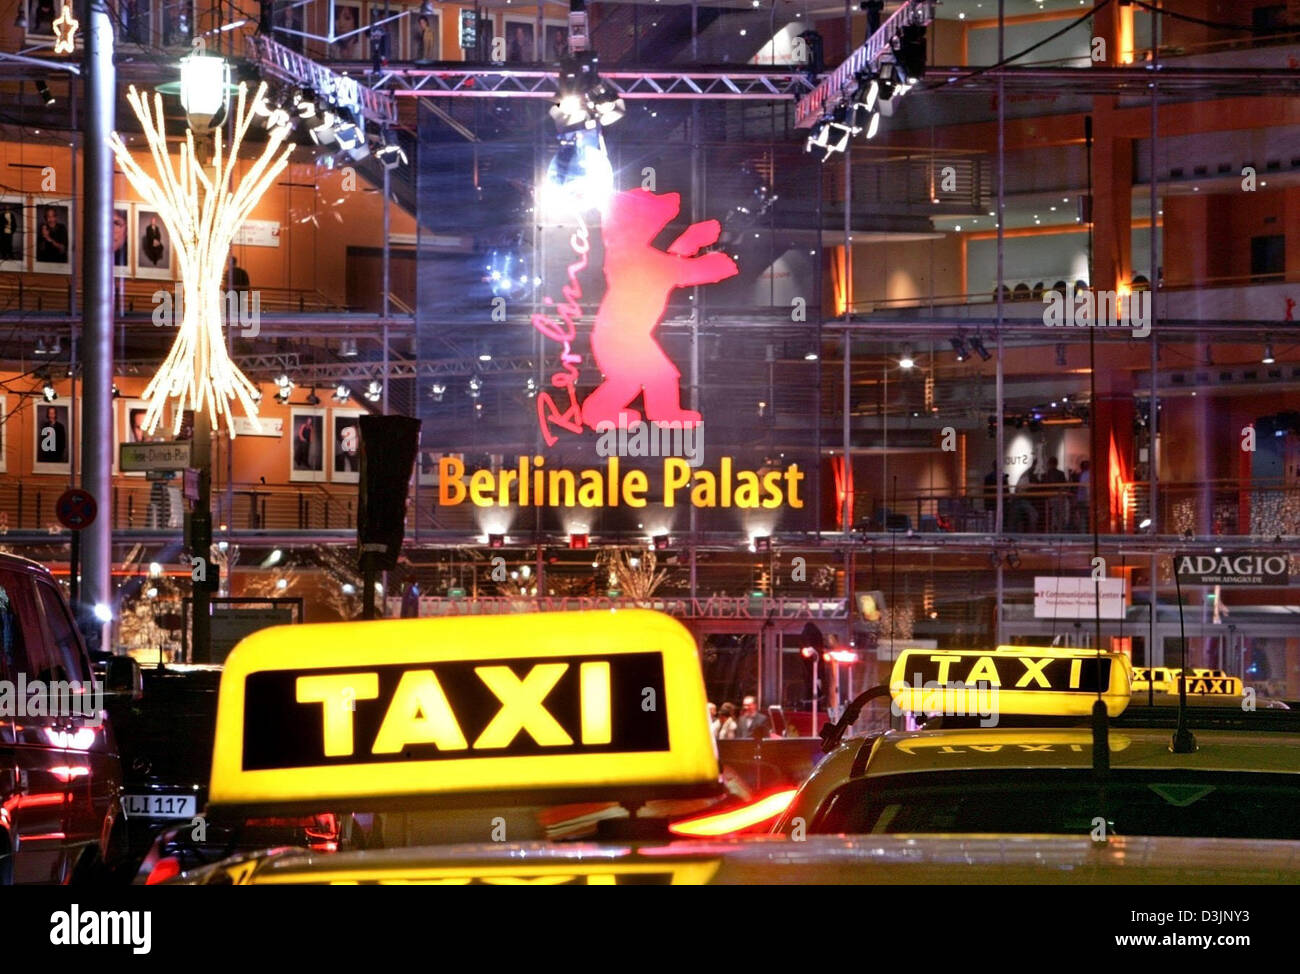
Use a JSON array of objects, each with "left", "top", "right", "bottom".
[
  {"left": 56, "top": 489, "right": 97, "bottom": 531},
  {"left": 120, "top": 440, "right": 192, "bottom": 473}
]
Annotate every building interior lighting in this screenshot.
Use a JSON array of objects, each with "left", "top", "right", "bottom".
[
  {"left": 274, "top": 374, "right": 294, "bottom": 404},
  {"left": 543, "top": 127, "right": 614, "bottom": 215},
  {"left": 549, "top": 53, "right": 625, "bottom": 133},
  {"left": 899, "top": 346, "right": 915, "bottom": 370}
]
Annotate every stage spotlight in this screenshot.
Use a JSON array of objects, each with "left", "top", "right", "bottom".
[
  {"left": 430, "top": 382, "right": 446, "bottom": 403},
  {"left": 950, "top": 336, "right": 968, "bottom": 362},
  {"left": 969, "top": 336, "right": 991, "bottom": 361},
  {"left": 653, "top": 534, "right": 671, "bottom": 551},
  {"left": 488, "top": 534, "right": 505, "bottom": 549},
  {"left": 293, "top": 87, "right": 319, "bottom": 119},
  {"left": 274, "top": 373, "right": 294, "bottom": 403},
  {"left": 364, "top": 380, "right": 383, "bottom": 402},
  {"left": 333, "top": 384, "right": 350, "bottom": 402},
  {"left": 1262, "top": 342, "right": 1275, "bottom": 364},
  {"left": 549, "top": 53, "right": 625, "bottom": 132},
  {"left": 467, "top": 375, "right": 482, "bottom": 398},
  {"left": 42, "top": 381, "right": 57, "bottom": 402},
  {"left": 899, "top": 346, "right": 915, "bottom": 370},
  {"left": 35, "top": 80, "right": 55, "bottom": 106},
  {"left": 305, "top": 386, "right": 321, "bottom": 406},
  {"left": 340, "top": 338, "right": 358, "bottom": 357},
  {"left": 1006, "top": 551, "right": 1021, "bottom": 569},
  {"left": 753, "top": 535, "right": 772, "bottom": 553},
  {"left": 374, "top": 131, "right": 408, "bottom": 170},
  {"left": 543, "top": 127, "right": 613, "bottom": 214},
  {"left": 569, "top": 533, "right": 589, "bottom": 549}
]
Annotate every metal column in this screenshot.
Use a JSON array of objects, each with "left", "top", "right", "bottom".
[{"left": 80, "top": 0, "right": 115, "bottom": 650}]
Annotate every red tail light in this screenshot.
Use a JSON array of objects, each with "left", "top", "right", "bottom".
[
  {"left": 668, "top": 789, "right": 798, "bottom": 838},
  {"left": 146, "top": 856, "right": 182, "bottom": 885}
]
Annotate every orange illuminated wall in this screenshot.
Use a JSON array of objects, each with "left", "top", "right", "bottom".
[{"left": 0, "top": 139, "right": 417, "bottom": 308}]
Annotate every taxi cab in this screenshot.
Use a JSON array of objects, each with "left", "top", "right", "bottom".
[
  {"left": 165, "top": 615, "right": 1300, "bottom": 885},
  {"left": 774, "top": 647, "right": 1300, "bottom": 844}
]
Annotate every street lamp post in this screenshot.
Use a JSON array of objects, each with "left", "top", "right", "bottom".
[{"left": 109, "top": 57, "right": 294, "bottom": 662}]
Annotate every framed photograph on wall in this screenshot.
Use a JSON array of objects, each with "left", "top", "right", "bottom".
[
  {"left": 289, "top": 407, "right": 327, "bottom": 482},
  {"left": 330, "top": 409, "right": 363, "bottom": 483},
  {"left": 543, "top": 20, "right": 567, "bottom": 63},
  {"left": 31, "top": 198, "right": 72, "bottom": 274},
  {"left": 120, "top": 398, "right": 160, "bottom": 477},
  {"left": 0, "top": 196, "right": 26, "bottom": 273},
  {"left": 112, "top": 203, "right": 132, "bottom": 278},
  {"left": 161, "top": 0, "right": 194, "bottom": 48},
  {"left": 135, "top": 207, "right": 173, "bottom": 280},
  {"left": 33, "top": 397, "right": 72, "bottom": 475},
  {"left": 503, "top": 18, "right": 535, "bottom": 63},
  {"left": 366, "top": 3, "right": 402, "bottom": 62},
  {"left": 333, "top": 2, "right": 363, "bottom": 58},
  {"left": 413, "top": 7, "right": 440, "bottom": 62},
  {"left": 25, "top": 0, "right": 58, "bottom": 39}
]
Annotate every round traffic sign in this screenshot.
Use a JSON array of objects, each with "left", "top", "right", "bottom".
[{"left": 56, "top": 488, "right": 98, "bottom": 531}]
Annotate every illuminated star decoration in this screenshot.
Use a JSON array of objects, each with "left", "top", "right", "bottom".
[
  {"left": 108, "top": 82, "right": 294, "bottom": 438},
  {"left": 52, "top": 2, "right": 78, "bottom": 53}
]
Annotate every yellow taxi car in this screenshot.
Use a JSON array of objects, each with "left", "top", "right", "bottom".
[{"left": 166, "top": 615, "right": 1300, "bottom": 885}]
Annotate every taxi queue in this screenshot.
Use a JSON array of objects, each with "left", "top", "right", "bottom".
[{"left": 116, "top": 609, "right": 1300, "bottom": 886}]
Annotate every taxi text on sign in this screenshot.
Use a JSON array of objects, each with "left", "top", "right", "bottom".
[{"left": 208, "top": 609, "right": 718, "bottom": 812}]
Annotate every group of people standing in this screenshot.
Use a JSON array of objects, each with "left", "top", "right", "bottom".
[
  {"left": 708, "top": 697, "right": 771, "bottom": 741},
  {"left": 985, "top": 456, "right": 1091, "bottom": 532}
]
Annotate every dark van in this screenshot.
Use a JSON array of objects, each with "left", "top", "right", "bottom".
[{"left": 0, "top": 552, "right": 124, "bottom": 883}]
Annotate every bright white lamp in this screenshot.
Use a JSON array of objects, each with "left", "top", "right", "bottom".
[{"left": 179, "top": 53, "right": 231, "bottom": 131}]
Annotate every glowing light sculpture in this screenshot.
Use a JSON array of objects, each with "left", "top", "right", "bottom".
[{"left": 108, "top": 82, "right": 293, "bottom": 438}]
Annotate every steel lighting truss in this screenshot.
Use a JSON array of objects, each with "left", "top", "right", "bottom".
[
  {"left": 374, "top": 66, "right": 813, "bottom": 102},
  {"left": 246, "top": 34, "right": 397, "bottom": 126},
  {"left": 795, "top": 0, "right": 935, "bottom": 129}
]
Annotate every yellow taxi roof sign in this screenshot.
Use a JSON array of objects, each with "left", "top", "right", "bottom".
[
  {"left": 890, "top": 648, "right": 1132, "bottom": 718},
  {"left": 1131, "top": 666, "right": 1243, "bottom": 697},
  {"left": 209, "top": 609, "right": 719, "bottom": 814}
]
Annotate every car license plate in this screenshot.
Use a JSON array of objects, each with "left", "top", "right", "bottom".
[{"left": 121, "top": 794, "right": 196, "bottom": 819}]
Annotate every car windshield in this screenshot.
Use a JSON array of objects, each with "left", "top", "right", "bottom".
[{"left": 812, "top": 770, "right": 1300, "bottom": 841}]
